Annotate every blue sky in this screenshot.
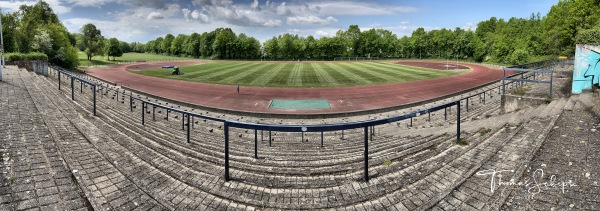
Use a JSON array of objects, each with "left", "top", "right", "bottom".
[{"left": 0, "top": 0, "right": 557, "bottom": 43}]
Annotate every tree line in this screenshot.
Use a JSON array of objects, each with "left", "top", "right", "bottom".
[{"left": 2, "top": 0, "right": 600, "bottom": 68}]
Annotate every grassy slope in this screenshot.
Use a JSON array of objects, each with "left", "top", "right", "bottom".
[
  {"left": 133, "top": 61, "right": 467, "bottom": 88},
  {"left": 78, "top": 52, "right": 194, "bottom": 67}
]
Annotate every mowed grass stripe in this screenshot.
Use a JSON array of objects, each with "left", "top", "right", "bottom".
[
  {"left": 370, "top": 62, "right": 457, "bottom": 79},
  {"left": 287, "top": 63, "right": 304, "bottom": 87},
  {"left": 267, "top": 63, "right": 294, "bottom": 86},
  {"left": 302, "top": 64, "right": 321, "bottom": 87},
  {"left": 335, "top": 62, "right": 391, "bottom": 83},
  {"left": 251, "top": 63, "right": 287, "bottom": 86},
  {"left": 203, "top": 63, "right": 258, "bottom": 81},
  {"left": 323, "top": 63, "right": 372, "bottom": 85},
  {"left": 181, "top": 62, "right": 244, "bottom": 78},
  {"left": 350, "top": 62, "right": 408, "bottom": 78},
  {"left": 229, "top": 63, "right": 278, "bottom": 85},
  {"left": 351, "top": 62, "right": 424, "bottom": 82},
  {"left": 218, "top": 63, "right": 267, "bottom": 84},
  {"left": 310, "top": 63, "right": 339, "bottom": 86},
  {"left": 319, "top": 63, "right": 358, "bottom": 85}
]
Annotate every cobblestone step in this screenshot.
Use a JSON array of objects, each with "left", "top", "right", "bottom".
[
  {"left": 0, "top": 67, "right": 90, "bottom": 211},
  {"left": 21, "top": 69, "right": 168, "bottom": 210}
]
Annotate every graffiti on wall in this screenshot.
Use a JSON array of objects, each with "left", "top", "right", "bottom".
[{"left": 573, "top": 45, "right": 600, "bottom": 94}]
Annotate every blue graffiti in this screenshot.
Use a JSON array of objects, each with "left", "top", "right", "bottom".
[{"left": 573, "top": 46, "right": 600, "bottom": 94}]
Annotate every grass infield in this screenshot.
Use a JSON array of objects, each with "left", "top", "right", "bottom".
[
  {"left": 132, "top": 61, "right": 468, "bottom": 88},
  {"left": 79, "top": 52, "right": 193, "bottom": 67}
]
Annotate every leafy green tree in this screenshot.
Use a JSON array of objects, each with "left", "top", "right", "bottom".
[
  {"left": 105, "top": 38, "right": 123, "bottom": 61},
  {"left": 1, "top": 12, "right": 19, "bottom": 53},
  {"left": 161, "top": 34, "right": 175, "bottom": 55},
  {"left": 80, "top": 23, "right": 104, "bottom": 60},
  {"left": 263, "top": 37, "right": 279, "bottom": 60}
]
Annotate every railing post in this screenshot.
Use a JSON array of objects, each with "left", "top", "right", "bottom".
[
  {"left": 269, "top": 130, "right": 272, "bottom": 147},
  {"left": 302, "top": 132, "right": 304, "bottom": 142},
  {"left": 181, "top": 113, "right": 184, "bottom": 130},
  {"left": 80, "top": 81, "right": 83, "bottom": 93},
  {"left": 444, "top": 108, "right": 447, "bottom": 120},
  {"left": 58, "top": 72, "right": 61, "bottom": 90},
  {"left": 152, "top": 106, "right": 155, "bottom": 121},
  {"left": 550, "top": 69, "right": 553, "bottom": 98},
  {"left": 71, "top": 77, "right": 74, "bottom": 101},
  {"left": 321, "top": 131, "right": 324, "bottom": 147},
  {"left": 130, "top": 95, "right": 133, "bottom": 112},
  {"left": 254, "top": 129, "right": 258, "bottom": 159},
  {"left": 142, "top": 102, "right": 145, "bottom": 126},
  {"left": 93, "top": 85, "right": 96, "bottom": 116},
  {"left": 187, "top": 114, "right": 191, "bottom": 144},
  {"left": 466, "top": 98, "right": 469, "bottom": 112},
  {"left": 483, "top": 92, "right": 486, "bottom": 104},
  {"left": 364, "top": 126, "right": 369, "bottom": 182},
  {"left": 502, "top": 67, "right": 506, "bottom": 95},
  {"left": 457, "top": 101, "right": 461, "bottom": 143},
  {"left": 224, "top": 122, "right": 230, "bottom": 181}
]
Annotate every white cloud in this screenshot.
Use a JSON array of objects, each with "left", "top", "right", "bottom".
[
  {"left": 276, "top": 2, "right": 291, "bottom": 16},
  {"left": 0, "top": 0, "right": 72, "bottom": 14},
  {"left": 315, "top": 30, "right": 331, "bottom": 37},
  {"left": 183, "top": 8, "right": 210, "bottom": 23},
  {"left": 250, "top": 0, "right": 259, "bottom": 10},
  {"left": 117, "top": 0, "right": 167, "bottom": 9},
  {"left": 287, "top": 29, "right": 301, "bottom": 34},
  {"left": 313, "top": 1, "right": 416, "bottom": 16},
  {"left": 67, "top": 0, "right": 113, "bottom": 8},
  {"left": 287, "top": 15, "right": 337, "bottom": 25},
  {"left": 401, "top": 21, "right": 410, "bottom": 25},
  {"left": 147, "top": 12, "right": 164, "bottom": 20}
]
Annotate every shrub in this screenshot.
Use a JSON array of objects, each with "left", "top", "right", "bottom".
[{"left": 5, "top": 52, "right": 48, "bottom": 62}]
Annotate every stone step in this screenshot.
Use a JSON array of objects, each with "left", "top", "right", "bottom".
[{"left": 23, "top": 70, "right": 169, "bottom": 210}]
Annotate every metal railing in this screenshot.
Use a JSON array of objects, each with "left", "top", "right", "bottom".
[{"left": 46, "top": 59, "right": 556, "bottom": 182}]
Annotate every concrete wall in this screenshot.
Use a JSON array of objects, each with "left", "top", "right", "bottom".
[
  {"left": 573, "top": 45, "right": 600, "bottom": 94},
  {"left": 7, "top": 60, "right": 49, "bottom": 76},
  {"left": 501, "top": 95, "right": 547, "bottom": 113}
]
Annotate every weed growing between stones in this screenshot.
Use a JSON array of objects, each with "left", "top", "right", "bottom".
[
  {"left": 457, "top": 138, "right": 469, "bottom": 146},
  {"left": 428, "top": 144, "right": 438, "bottom": 151},
  {"left": 383, "top": 160, "right": 392, "bottom": 166},
  {"left": 479, "top": 127, "right": 492, "bottom": 136}
]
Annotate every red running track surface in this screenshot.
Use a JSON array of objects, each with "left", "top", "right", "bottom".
[{"left": 85, "top": 60, "right": 505, "bottom": 115}]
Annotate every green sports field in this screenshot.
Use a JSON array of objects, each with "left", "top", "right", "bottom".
[
  {"left": 132, "top": 61, "right": 468, "bottom": 88},
  {"left": 78, "top": 52, "right": 193, "bottom": 67}
]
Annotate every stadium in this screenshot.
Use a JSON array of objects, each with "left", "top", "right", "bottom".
[{"left": 2, "top": 0, "right": 600, "bottom": 210}]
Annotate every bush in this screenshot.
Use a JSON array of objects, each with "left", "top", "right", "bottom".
[
  {"left": 5, "top": 52, "right": 48, "bottom": 62},
  {"left": 575, "top": 28, "right": 600, "bottom": 45}
]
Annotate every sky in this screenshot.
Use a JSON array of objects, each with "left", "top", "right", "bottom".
[{"left": 0, "top": 0, "right": 558, "bottom": 43}]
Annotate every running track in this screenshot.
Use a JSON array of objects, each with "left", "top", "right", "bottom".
[{"left": 85, "top": 61, "right": 505, "bottom": 115}]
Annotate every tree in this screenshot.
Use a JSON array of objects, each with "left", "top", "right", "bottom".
[
  {"left": 161, "top": 34, "right": 175, "bottom": 55},
  {"left": 31, "top": 30, "right": 53, "bottom": 53},
  {"left": 17, "top": 1, "right": 61, "bottom": 53},
  {"left": 80, "top": 23, "right": 104, "bottom": 60},
  {"left": 263, "top": 37, "right": 279, "bottom": 60},
  {"left": 106, "top": 38, "right": 123, "bottom": 61},
  {"left": 1, "top": 12, "right": 19, "bottom": 53}
]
